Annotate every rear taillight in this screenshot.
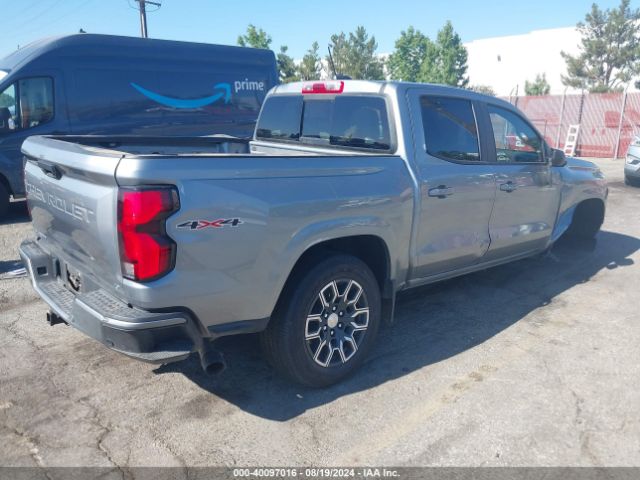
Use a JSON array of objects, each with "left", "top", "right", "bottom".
[
  {"left": 301, "top": 81, "right": 345, "bottom": 95},
  {"left": 117, "top": 187, "right": 179, "bottom": 282}
]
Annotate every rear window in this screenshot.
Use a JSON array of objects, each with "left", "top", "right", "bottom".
[
  {"left": 255, "top": 96, "right": 302, "bottom": 141},
  {"left": 256, "top": 95, "right": 392, "bottom": 151}
]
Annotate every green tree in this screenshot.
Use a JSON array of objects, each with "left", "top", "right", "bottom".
[
  {"left": 237, "top": 25, "right": 297, "bottom": 83},
  {"left": 277, "top": 46, "right": 299, "bottom": 83},
  {"left": 237, "top": 24, "right": 272, "bottom": 49},
  {"left": 298, "top": 41, "right": 323, "bottom": 81},
  {"left": 387, "top": 27, "right": 433, "bottom": 82},
  {"left": 561, "top": 0, "right": 640, "bottom": 92},
  {"left": 0, "top": 93, "right": 14, "bottom": 108},
  {"left": 468, "top": 85, "right": 496, "bottom": 96},
  {"left": 420, "top": 21, "right": 469, "bottom": 87},
  {"left": 327, "top": 26, "right": 385, "bottom": 80},
  {"left": 525, "top": 73, "right": 551, "bottom": 95}
]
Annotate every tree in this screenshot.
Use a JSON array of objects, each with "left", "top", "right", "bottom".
[
  {"left": 237, "top": 25, "right": 297, "bottom": 83},
  {"left": 387, "top": 27, "right": 432, "bottom": 82},
  {"left": 525, "top": 73, "right": 551, "bottom": 95},
  {"left": 327, "top": 26, "right": 385, "bottom": 80},
  {"left": 420, "top": 21, "right": 469, "bottom": 87},
  {"left": 237, "top": 24, "right": 272, "bottom": 49},
  {"left": 0, "top": 94, "right": 14, "bottom": 108},
  {"left": 468, "top": 85, "right": 496, "bottom": 96},
  {"left": 561, "top": 0, "right": 640, "bottom": 92},
  {"left": 298, "top": 42, "right": 322, "bottom": 81},
  {"left": 277, "top": 46, "right": 299, "bottom": 83}
]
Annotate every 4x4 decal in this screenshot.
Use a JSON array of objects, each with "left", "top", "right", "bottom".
[{"left": 177, "top": 219, "right": 243, "bottom": 231}]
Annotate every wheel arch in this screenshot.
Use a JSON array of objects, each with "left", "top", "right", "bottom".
[{"left": 272, "top": 235, "right": 396, "bottom": 324}]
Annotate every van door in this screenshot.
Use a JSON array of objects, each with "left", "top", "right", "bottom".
[
  {"left": 480, "top": 103, "right": 561, "bottom": 260},
  {"left": 0, "top": 75, "right": 64, "bottom": 198},
  {"left": 407, "top": 90, "right": 496, "bottom": 279}
]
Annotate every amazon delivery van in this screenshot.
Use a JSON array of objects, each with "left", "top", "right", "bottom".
[{"left": 0, "top": 33, "right": 278, "bottom": 215}]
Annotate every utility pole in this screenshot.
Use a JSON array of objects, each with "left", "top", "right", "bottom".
[{"left": 136, "top": 0, "right": 161, "bottom": 38}]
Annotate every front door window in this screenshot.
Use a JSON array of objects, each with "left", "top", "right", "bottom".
[{"left": 0, "top": 77, "right": 54, "bottom": 134}]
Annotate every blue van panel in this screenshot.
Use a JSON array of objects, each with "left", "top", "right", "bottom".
[{"left": 0, "top": 34, "right": 279, "bottom": 196}]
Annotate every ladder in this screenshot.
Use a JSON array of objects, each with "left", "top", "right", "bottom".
[{"left": 563, "top": 124, "right": 580, "bottom": 157}]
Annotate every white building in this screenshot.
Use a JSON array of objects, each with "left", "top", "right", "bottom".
[{"left": 464, "top": 27, "right": 586, "bottom": 96}]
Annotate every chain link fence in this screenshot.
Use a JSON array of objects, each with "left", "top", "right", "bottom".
[{"left": 503, "top": 91, "right": 640, "bottom": 158}]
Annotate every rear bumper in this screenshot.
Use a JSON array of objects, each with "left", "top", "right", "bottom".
[{"left": 19, "top": 240, "right": 200, "bottom": 364}]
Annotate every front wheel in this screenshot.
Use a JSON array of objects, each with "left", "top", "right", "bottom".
[
  {"left": 260, "top": 255, "right": 381, "bottom": 387},
  {"left": 625, "top": 174, "right": 640, "bottom": 187}
]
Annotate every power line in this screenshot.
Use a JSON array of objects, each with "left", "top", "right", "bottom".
[{"left": 0, "top": 0, "right": 95, "bottom": 41}]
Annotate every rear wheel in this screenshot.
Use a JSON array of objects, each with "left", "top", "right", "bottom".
[
  {"left": 260, "top": 255, "right": 381, "bottom": 387},
  {"left": 0, "top": 183, "right": 9, "bottom": 218}
]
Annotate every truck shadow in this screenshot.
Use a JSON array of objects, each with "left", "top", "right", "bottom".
[
  {"left": 0, "top": 201, "right": 29, "bottom": 226},
  {"left": 155, "top": 230, "right": 639, "bottom": 421}
]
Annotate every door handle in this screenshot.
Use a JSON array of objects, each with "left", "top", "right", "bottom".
[
  {"left": 38, "top": 160, "right": 63, "bottom": 180},
  {"left": 428, "top": 185, "right": 454, "bottom": 199},
  {"left": 500, "top": 182, "right": 518, "bottom": 193}
]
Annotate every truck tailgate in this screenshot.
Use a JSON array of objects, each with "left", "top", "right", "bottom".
[{"left": 22, "top": 136, "right": 124, "bottom": 292}]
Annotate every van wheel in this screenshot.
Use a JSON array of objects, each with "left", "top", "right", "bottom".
[
  {"left": 260, "top": 255, "right": 381, "bottom": 387},
  {"left": 0, "top": 183, "right": 9, "bottom": 218}
]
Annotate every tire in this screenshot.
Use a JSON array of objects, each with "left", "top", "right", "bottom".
[
  {"left": 625, "top": 175, "right": 640, "bottom": 187},
  {"left": 260, "top": 254, "right": 381, "bottom": 387},
  {"left": 565, "top": 201, "right": 604, "bottom": 240},
  {"left": 0, "top": 183, "right": 9, "bottom": 218}
]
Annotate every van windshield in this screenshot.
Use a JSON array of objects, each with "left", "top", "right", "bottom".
[{"left": 257, "top": 95, "right": 392, "bottom": 152}]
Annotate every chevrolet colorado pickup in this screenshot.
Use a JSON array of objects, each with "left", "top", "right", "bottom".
[{"left": 19, "top": 80, "right": 608, "bottom": 387}]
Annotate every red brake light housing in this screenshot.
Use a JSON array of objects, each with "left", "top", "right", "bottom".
[
  {"left": 301, "top": 81, "right": 345, "bottom": 95},
  {"left": 117, "top": 187, "right": 179, "bottom": 282}
]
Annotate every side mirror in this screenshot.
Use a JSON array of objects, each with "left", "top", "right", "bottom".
[{"left": 551, "top": 148, "right": 567, "bottom": 167}]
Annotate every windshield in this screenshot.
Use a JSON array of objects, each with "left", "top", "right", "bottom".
[
  {"left": 0, "top": 70, "right": 8, "bottom": 82},
  {"left": 0, "top": 83, "right": 17, "bottom": 133}
]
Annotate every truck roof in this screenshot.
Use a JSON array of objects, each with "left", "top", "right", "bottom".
[
  {"left": 0, "top": 33, "right": 277, "bottom": 74},
  {"left": 270, "top": 80, "right": 515, "bottom": 110}
]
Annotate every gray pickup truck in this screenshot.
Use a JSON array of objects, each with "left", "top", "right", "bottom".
[{"left": 19, "top": 80, "right": 608, "bottom": 387}]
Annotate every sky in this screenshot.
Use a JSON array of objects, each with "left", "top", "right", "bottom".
[{"left": 0, "top": 0, "right": 627, "bottom": 60}]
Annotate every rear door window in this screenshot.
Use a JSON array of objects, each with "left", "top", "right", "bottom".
[
  {"left": 420, "top": 96, "right": 481, "bottom": 162},
  {"left": 256, "top": 95, "right": 392, "bottom": 152}
]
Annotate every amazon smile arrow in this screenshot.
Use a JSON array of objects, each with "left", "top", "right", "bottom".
[{"left": 130, "top": 82, "right": 232, "bottom": 109}]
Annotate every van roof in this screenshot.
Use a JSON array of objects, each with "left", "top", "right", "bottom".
[{"left": 0, "top": 33, "right": 277, "bottom": 74}]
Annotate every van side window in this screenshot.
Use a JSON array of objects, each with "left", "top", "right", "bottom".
[
  {"left": 0, "top": 77, "right": 54, "bottom": 133},
  {"left": 256, "top": 96, "right": 303, "bottom": 141},
  {"left": 488, "top": 105, "right": 543, "bottom": 163},
  {"left": 18, "top": 77, "right": 54, "bottom": 129},
  {"left": 420, "top": 96, "right": 480, "bottom": 162}
]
